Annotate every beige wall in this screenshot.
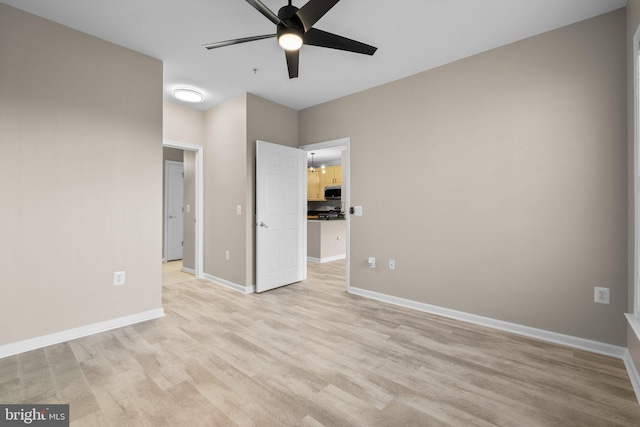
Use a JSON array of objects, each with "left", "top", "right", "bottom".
[
  {"left": 300, "top": 10, "right": 627, "bottom": 346},
  {"left": 308, "top": 221, "right": 346, "bottom": 260},
  {"left": 204, "top": 94, "right": 248, "bottom": 285},
  {"left": 202, "top": 93, "right": 298, "bottom": 288},
  {"left": 162, "top": 101, "right": 204, "bottom": 271},
  {"left": 183, "top": 150, "right": 196, "bottom": 271},
  {"left": 163, "top": 100, "right": 205, "bottom": 147},
  {"left": 628, "top": 0, "right": 640, "bottom": 373},
  {"left": 0, "top": 4, "right": 163, "bottom": 344},
  {"left": 246, "top": 93, "right": 299, "bottom": 285},
  {"left": 164, "top": 147, "right": 184, "bottom": 162},
  {"left": 3, "top": 0, "right": 627, "bottom": 354}
]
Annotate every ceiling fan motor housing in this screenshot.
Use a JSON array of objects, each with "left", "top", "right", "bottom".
[
  {"left": 278, "top": 5, "right": 304, "bottom": 32},
  {"left": 277, "top": 4, "right": 304, "bottom": 51}
]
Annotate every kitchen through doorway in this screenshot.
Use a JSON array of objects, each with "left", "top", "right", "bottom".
[{"left": 300, "top": 138, "right": 351, "bottom": 291}]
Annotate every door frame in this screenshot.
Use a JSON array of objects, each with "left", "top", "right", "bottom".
[
  {"left": 634, "top": 23, "right": 640, "bottom": 317},
  {"left": 164, "top": 160, "right": 184, "bottom": 262},
  {"left": 299, "top": 137, "right": 351, "bottom": 292},
  {"left": 163, "top": 139, "right": 204, "bottom": 279}
]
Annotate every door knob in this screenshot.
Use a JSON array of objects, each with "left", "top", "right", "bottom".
[{"left": 259, "top": 221, "right": 269, "bottom": 228}]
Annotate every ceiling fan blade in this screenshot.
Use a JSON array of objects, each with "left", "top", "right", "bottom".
[
  {"left": 296, "top": 0, "right": 340, "bottom": 32},
  {"left": 245, "top": 0, "right": 283, "bottom": 25},
  {"left": 203, "top": 34, "right": 276, "bottom": 50},
  {"left": 303, "top": 28, "right": 377, "bottom": 55},
  {"left": 285, "top": 50, "right": 299, "bottom": 79}
]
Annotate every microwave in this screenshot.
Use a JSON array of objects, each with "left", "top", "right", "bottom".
[{"left": 324, "top": 185, "right": 341, "bottom": 199}]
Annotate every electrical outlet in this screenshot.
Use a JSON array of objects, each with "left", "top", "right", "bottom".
[
  {"left": 388, "top": 259, "right": 396, "bottom": 270},
  {"left": 594, "top": 287, "right": 610, "bottom": 304},
  {"left": 114, "top": 271, "right": 125, "bottom": 286},
  {"left": 236, "top": 205, "right": 242, "bottom": 215},
  {"left": 368, "top": 257, "right": 376, "bottom": 268},
  {"left": 225, "top": 250, "right": 230, "bottom": 260}
]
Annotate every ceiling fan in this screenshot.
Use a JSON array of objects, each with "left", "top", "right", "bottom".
[{"left": 203, "top": 0, "right": 377, "bottom": 79}]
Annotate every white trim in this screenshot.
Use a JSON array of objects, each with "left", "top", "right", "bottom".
[
  {"left": 627, "top": 313, "right": 640, "bottom": 343},
  {"left": 299, "top": 138, "right": 351, "bottom": 292},
  {"left": 349, "top": 287, "right": 626, "bottom": 359},
  {"left": 633, "top": 24, "right": 640, "bottom": 316},
  {"left": 307, "top": 254, "right": 346, "bottom": 263},
  {"left": 203, "top": 273, "right": 256, "bottom": 294},
  {"left": 625, "top": 21, "right": 640, "bottom": 409},
  {"left": 0, "top": 309, "right": 165, "bottom": 359},
  {"left": 163, "top": 139, "right": 204, "bottom": 280},
  {"left": 181, "top": 266, "right": 195, "bottom": 275},
  {"left": 624, "top": 349, "right": 640, "bottom": 405}
]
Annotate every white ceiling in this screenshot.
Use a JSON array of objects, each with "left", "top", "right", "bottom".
[
  {"left": 307, "top": 147, "right": 344, "bottom": 167},
  {"left": 1, "top": 0, "right": 626, "bottom": 111}
]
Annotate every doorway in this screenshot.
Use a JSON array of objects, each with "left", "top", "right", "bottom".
[
  {"left": 300, "top": 137, "right": 351, "bottom": 292},
  {"left": 162, "top": 140, "right": 204, "bottom": 280}
]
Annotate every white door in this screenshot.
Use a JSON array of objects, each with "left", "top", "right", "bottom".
[
  {"left": 165, "top": 161, "right": 184, "bottom": 261},
  {"left": 256, "top": 140, "right": 305, "bottom": 293}
]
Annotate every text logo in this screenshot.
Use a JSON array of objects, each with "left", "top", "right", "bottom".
[{"left": 0, "top": 405, "right": 69, "bottom": 426}]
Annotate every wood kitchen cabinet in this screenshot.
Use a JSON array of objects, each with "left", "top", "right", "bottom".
[
  {"left": 307, "top": 166, "right": 342, "bottom": 201},
  {"left": 323, "top": 165, "right": 342, "bottom": 186},
  {"left": 307, "top": 170, "right": 323, "bottom": 201}
]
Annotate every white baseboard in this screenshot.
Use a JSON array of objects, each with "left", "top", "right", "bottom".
[
  {"left": 624, "top": 349, "right": 640, "bottom": 405},
  {"left": 181, "top": 266, "right": 195, "bottom": 275},
  {"left": 203, "top": 273, "right": 255, "bottom": 294},
  {"left": 349, "top": 287, "right": 626, "bottom": 359},
  {"left": 307, "top": 254, "right": 346, "bottom": 263},
  {"left": 0, "top": 308, "right": 165, "bottom": 359}
]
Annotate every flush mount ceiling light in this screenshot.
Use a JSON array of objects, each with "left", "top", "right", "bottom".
[{"left": 172, "top": 88, "right": 204, "bottom": 103}]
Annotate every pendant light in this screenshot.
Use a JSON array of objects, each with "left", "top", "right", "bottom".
[
  {"left": 309, "top": 153, "right": 316, "bottom": 172},
  {"left": 308, "top": 153, "right": 327, "bottom": 173}
]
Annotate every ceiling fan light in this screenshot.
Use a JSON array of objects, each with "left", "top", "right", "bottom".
[
  {"left": 278, "top": 29, "right": 303, "bottom": 51},
  {"left": 172, "top": 88, "right": 204, "bottom": 103}
]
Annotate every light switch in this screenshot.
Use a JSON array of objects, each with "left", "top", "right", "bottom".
[
  {"left": 236, "top": 205, "right": 242, "bottom": 215},
  {"left": 353, "top": 206, "right": 363, "bottom": 216},
  {"left": 186, "top": 204, "right": 191, "bottom": 213}
]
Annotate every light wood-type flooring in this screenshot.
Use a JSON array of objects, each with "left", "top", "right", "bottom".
[
  {"left": 1, "top": 260, "right": 640, "bottom": 426},
  {"left": 162, "top": 260, "right": 194, "bottom": 286}
]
